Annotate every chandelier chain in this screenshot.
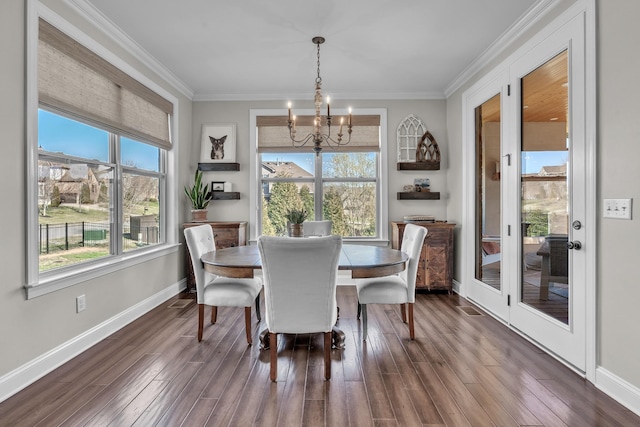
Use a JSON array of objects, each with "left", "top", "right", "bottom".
[{"left": 316, "top": 42, "right": 322, "bottom": 84}]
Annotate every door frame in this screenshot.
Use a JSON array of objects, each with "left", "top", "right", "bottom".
[
  {"left": 460, "top": 0, "right": 596, "bottom": 381},
  {"left": 462, "top": 70, "right": 511, "bottom": 322}
]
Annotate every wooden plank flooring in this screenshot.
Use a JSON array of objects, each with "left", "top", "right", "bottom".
[{"left": 1, "top": 286, "right": 638, "bottom": 426}]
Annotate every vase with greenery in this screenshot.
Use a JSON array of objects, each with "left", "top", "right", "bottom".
[
  {"left": 285, "top": 208, "right": 308, "bottom": 237},
  {"left": 184, "top": 169, "right": 212, "bottom": 222}
]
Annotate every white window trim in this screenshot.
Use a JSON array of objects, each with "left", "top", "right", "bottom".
[
  {"left": 249, "top": 108, "right": 388, "bottom": 244},
  {"left": 25, "top": 1, "right": 180, "bottom": 298}
]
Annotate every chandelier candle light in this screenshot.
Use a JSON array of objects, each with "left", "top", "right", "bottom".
[{"left": 287, "top": 36, "right": 353, "bottom": 155}]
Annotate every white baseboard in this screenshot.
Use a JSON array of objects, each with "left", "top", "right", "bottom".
[
  {"left": 595, "top": 366, "right": 640, "bottom": 417},
  {"left": 0, "top": 280, "right": 186, "bottom": 403}
]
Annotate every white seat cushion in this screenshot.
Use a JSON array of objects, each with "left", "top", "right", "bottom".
[
  {"left": 356, "top": 275, "right": 409, "bottom": 305},
  {"left": 202, "top": 276, "right": 262, "bottom": 307}
]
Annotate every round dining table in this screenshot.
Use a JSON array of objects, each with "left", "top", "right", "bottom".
[
  {"left": 200, "top": 243, "right": 409, "bottom": 279},
  {"left": 200, "top": 243, "right": 408, "bottom": 349}
]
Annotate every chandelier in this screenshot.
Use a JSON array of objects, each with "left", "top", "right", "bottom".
[{"left": 287, "top": 36, "right": 353, "bottom": 155}]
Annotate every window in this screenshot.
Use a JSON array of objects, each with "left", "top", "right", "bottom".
[
  {"left": 28, "top": 16, "right": 175, "bottom": 295},
  {"left": 38, "top": 110, "right": 165, "bottom": 271},
  {"left": 252, "top": 109, "right": 387, "bottom": 240}
]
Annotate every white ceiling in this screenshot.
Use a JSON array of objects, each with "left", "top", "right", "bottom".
[{"left": 82, "top": 0, "right": 539, "bottom": 101}]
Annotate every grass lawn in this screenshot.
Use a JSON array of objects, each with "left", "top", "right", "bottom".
[
  {"left": 38, "top": 202, "right": 159, "bottom": 271},
  {"left": 39, "top": 201, "right": 159, "bottom": 224}
]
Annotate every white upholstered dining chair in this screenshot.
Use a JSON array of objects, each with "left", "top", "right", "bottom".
[
  {"left": 356, "top": 223, "right": 427, "bottom": 341},
  {"left": 303, "top": 220, "right": 332, "bottom": 237},
  {"left": 184, "top": 225, "right": 262, "bottom": 345},
  {"left": 257, "top": 235, "right": 342, "bottom": 381}
]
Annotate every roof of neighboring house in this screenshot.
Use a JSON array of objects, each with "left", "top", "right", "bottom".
[
  {"left": 539, "top": 165, "right": 566, "bottom": 176},
  {"left": 261, "top": 161, "right": 312, "bottom": 178}
]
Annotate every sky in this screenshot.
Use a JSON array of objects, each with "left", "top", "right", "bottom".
[
  {"left": 522, "top": 151, "right": 568, "bottom": 174},
  {"left": 38, "top": 109, "right": 159, "bottom": 171}
]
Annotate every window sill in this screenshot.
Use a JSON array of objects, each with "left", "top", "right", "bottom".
[{"left": 26, "top": 243, "right": 181, "bottom": 299}]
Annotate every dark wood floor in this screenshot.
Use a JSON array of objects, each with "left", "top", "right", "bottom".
[{"left": 2, "top": 286, "right": 638, "bottom": 426}]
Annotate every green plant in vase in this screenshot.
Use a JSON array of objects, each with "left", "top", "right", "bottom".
[
  {"left": 285, "top": 208, "right": 309, "bottom": 237},
  {"left": 184, "top": 169, "right": 212, "bottom": 222}
]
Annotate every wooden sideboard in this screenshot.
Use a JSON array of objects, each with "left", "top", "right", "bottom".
[
  {"left": 183, "top": 221, "right": 247, "bottom": 293},
  {"left": 391, "top": 221, "right": 455, "bottom": 293}
]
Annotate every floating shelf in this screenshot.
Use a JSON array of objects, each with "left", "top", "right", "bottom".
[
  {"left": 198, "top": 162, "right": 240, "bottom": 172},
  {"left": 209, "top": 192, "right": 240, "bottom": 200},
  {"left": 397, "top": 161, "right": 440, "bottom": 171},
  {"left": 397, "top": 191, "right": 440, "bottom": 200}
]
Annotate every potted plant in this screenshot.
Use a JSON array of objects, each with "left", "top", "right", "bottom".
[
  {"left": 184, "top": 169, "right": 212, "bottom": 222},
  {"left": 285, "top": 208, "right": 308, "bottom": 237}
]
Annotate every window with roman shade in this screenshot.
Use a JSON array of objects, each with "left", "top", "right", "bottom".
[
  {"left": 253, "top": 111, "right": 385, "bottom": 240},
  {"left": 30, "top": 17, "right": 173, "bottom": 296},
  {"left": 38, "top": 18, "right": 173, "bottom": 150}
]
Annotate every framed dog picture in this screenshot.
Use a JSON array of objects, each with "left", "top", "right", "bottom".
[{"left": 199, "top": 123, "right": 237, "bottom": 163}]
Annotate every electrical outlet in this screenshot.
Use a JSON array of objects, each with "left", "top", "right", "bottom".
[
  {"left": 603, "top": 198, "right": 632, "bottom": 219},
  {"left": 76, "top": 295, "right": 86, "bottom": 313}
]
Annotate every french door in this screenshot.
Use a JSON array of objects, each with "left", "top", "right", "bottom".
[{"left": 465, "top": 12, "right": 588, "bottom": 371}]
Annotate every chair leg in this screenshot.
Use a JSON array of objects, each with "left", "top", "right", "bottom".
[
  {"left": 408, "top": 303, "right": 415, "bottom": 340},
  {"left": 269, "top": 332, "right": 277, "bottom": 382},
  {"left": 400, "top": 303, "right": 407, "bottom": 323},
  {"left": 362, "top": 304, "right": 368, "bottom": 341},
  {"left": 357, "top": 302, "right": 361, "bottom": 319},
  {"left": 197, "top": 304, "right": 205, "bottom": 342},
  {"left": 211, "top": 306, "right": 217, "bottom": 324},
  {"left": 324, "top": 332, "right": 332, "bottom": 380},
  {"left": 255, "top": 295, "right": 262, "bottom": 322},
  {"left": 244, "top": 307, "right": 253, "bottom": 345}
]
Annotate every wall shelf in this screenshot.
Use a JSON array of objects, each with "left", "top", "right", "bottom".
[
  {"left": 397, "top": 191, "right": 440, "bottom": 200},
  {"left": 208, "top": 192, "right": 240, "bottom": 200},
  {"left": 198, "top": 162, "right": 240, "bottom": 172},
  {"left": 397, "top": 161, "right": 440, "bottom": 171}
]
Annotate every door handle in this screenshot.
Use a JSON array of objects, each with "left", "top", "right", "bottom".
[{"left": 567, "top": 240, "right": 582, "bottom": 250}]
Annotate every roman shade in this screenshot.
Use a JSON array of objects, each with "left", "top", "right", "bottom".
[
  {"left": 38, "top": 19, "right": 173, "bottom": 150},
  {"left": 256, "top": 115, "right": 380, "bottom": 152}
]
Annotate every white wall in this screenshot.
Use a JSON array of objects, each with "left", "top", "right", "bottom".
[
  {"left": 597, "top": 0, "right": 640, "bottom": 390},
  {"left": 192, "top": 99, "right": 449, "bottom": 239},
  {"left": 0, "top": 0, "right": 192, "bottom": 391}
]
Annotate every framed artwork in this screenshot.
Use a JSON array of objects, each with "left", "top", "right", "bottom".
[
  {"left": 211, "top": 181, "right": 225, "bottom": 192},
  {"left": 200, "top": 123, "right": 237, "bottom": 163},
  {"left": 414, "top": 178, "right": 430, "bottom": 191}
]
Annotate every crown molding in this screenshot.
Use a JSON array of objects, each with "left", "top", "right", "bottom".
[
  {"left": 193, "top": 91, "right": 446, "bottom": 102},
  {"left": 65, "top": 0, "right": 195, "bottom": 100},
  {"left": 444, "top": 0, "right": 555, "bottom": 98}
]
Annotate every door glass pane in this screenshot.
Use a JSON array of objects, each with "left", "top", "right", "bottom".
[
  {"left": 475, "top": 94, "right": 502, "bottom": 289},
  {"left": 520, "top": 50, "right": 569, "bottom": 324}
]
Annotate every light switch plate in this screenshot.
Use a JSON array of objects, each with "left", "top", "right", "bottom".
[
  {"left": 603, "top": 198, "right": 632, "bottom": 219},
  {"left": 76, "top": 295, "right": 86, "bottom": 312}
]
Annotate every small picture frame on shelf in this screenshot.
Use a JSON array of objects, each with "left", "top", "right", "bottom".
[
  {"left": 414, "top": 178, "right": 430, "bottom": 192},
  {"left": 211, "top": 181, "right": 225, "bottom": 192},
  {"left": 200, "top": 123, "right": 237, "bottom": 163}
]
